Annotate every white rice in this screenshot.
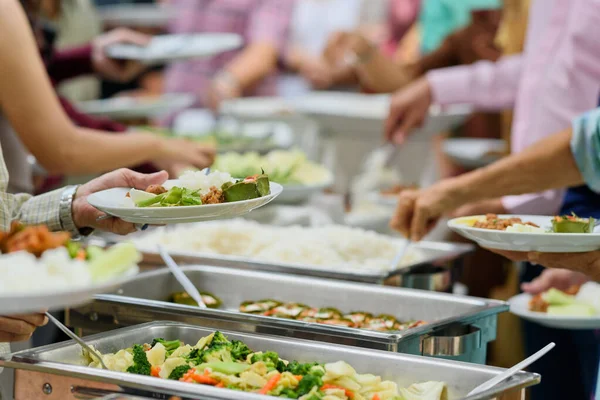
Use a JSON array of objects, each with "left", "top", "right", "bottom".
[
  {"left": 505, "top": 224, "right": 546, "bottom": 233},
  {"left": 0, "top": 248, "right": 92, "bottom": 294},
  {"left": 135, "top": 220, "right": 424, "bottom": 272},
  {"left": 166, "top": 170, "right": 235, "bottom": 196}
]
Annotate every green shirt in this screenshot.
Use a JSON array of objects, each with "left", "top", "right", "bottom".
[{"left": 419, "top": 0, "right": 502, "bottom": 54}]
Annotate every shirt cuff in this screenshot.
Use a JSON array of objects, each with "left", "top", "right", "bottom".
[
  {"left": 18, "top": 189, "right": 63, "bottom": 231},
  {"left": 570, "top": 109, "right": 600, "bottom": 193},
  {"left": 426, "top": 66, "right": 477, "bottom": 106},
  {"left": 501, "top": 190, "right": 565, "bottom": 216}
]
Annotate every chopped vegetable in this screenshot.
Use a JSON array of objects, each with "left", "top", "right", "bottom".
[
  {"left": 151, "top": 338, "right": 181, "bottom": 355},
  {"left": 259, "top": 373, "right": 281, "bottom": 394},
  {"left": 126, "top": 345, "right": 151, "bottom": 376},
  {"left": 84, "top": 331, "right": 447, "bottom": 400},
  {"left": 168, "top": 365, "right": 193, "bottom": 381},
  {"left": 552, "top": 213, "right": 595, "bottom": 233}
]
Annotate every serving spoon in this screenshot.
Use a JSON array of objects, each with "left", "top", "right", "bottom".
[
  {"left": 157, "top": 245, "right": 207, "bottom": 308},
  {"left": 390, "top": 239, "right": 411, "bottom": 270},
  {"left": 467, "top": 342, "right": 555, "bottom": 396},
  {"left": 44, "top": 312, "right": 108, "bottom": 370}
]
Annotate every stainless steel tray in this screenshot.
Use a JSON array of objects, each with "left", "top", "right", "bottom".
[
  {"left": 134, "top": 240, "right": 474, "bottom": 284},
  {"left": 70, "top": 266, "right": 507, "bottom": 364},
  {"left": 1, "top": 321, "right": 539, "bottom": 400}
]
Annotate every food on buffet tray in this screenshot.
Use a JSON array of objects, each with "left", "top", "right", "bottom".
[
  {"left": 551, "top": 213, "right": 596, "bottom": 233},
  {"left": 139, "top": 126, "right": 274, "bottom": 148},
  {"left": 239, "top": 299, "right": 427, "bottom": 332},
  {"left": 134, "top": 220, "right": 425, "bottom": 272},
  {"left": 125, "top": 170, "right": 271, "bottom": 207},
  {"left": 0, "top": 222, "right": 141, "bottom": 294},
  {"left": 84, "top": 331, "right": 448, "bottom": 400},
  {"left": 529, "top": 286, "right": 599, "bottom": 317},
  {"left": 380, "top": 184, "right": 419, "bottom": 197},
  {"left": 169, "top": 292, "right": 222, "bottom": 308},
  {"left": 212, "top": 150, "right": 332, "bottom": 186}
]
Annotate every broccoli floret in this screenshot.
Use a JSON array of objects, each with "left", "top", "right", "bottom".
[
  {"left": 250, "top": 351, "right": 280, "bottom": 369},
  {"left": 168, "top": 365, "right": 192, "bottom": 380},
  {"left": 230, "top": 340, "right": 251, "bottom": 361},
  {"left": 281, "top": 361, "right": 322, "bottom": 376},
  {"left": 202, "top": 343, "right": 233, "bottom": 363},
  {"left": 126, "top": 344, "right": 151, "bottom": 376},
  {"left": 279, "top": 388, "right": 299, "bottom": 399},
  {"left": 297, "top": 374, "right": 323, "bottom": 397},
  {"left": 184, "top": 347, "right": 203, "bottom": 365},
  {"left": 211, "top": 331, "right": 230, "bottom": 345}
]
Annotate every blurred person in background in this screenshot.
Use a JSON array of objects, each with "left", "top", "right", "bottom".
[
  {"left": 162, "top": 0, "right": 295, "bottom": 116},
  {"left": 3, "top": 0, "right": 214, "bottom": 198},
  {"left": 384, "top": 0, "right": 600, "bottom": 397},
  {"left": 277, "top": 0, "right": 365, "bottom": 97}
]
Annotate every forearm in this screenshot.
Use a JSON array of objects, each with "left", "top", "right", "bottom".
[
  {"left": 449, "top": 129, "right": 582, "bottom": 207},
  {"left": 224, "top": 43, "right": 278, "bottom": 90},
  {"left": 49, "top": 129, "right": 166, "bottom": 175}
]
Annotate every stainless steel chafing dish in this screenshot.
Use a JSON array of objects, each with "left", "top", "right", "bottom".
[
  {"left": 2, "top": 322, "right": 538, "bottom": 400},
  {"left": 69, "top": 266, "right": 507, "bottom": 364},
  {"left": 133, "top": 240, "right": 474, "bottom": 286}
]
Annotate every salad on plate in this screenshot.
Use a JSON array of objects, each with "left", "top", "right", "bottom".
[{"left": 125, "top": 169, "right": 271, "bottom": 208}]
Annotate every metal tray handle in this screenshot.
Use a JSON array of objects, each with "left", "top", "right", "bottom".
[{"left": 421, "top": 325, "right": 481, "bottom": 357}]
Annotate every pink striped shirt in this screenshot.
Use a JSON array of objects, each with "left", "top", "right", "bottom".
[
  {"left": 163, "top": 0, "right": 295, "bottom": 107},
  {"left": 427, "top": 0, "right": 600, "bottom": 215}
]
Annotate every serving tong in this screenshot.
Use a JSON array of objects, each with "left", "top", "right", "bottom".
[
  {"left": 157, "top": 245, "right": 207, "bottom": 308},
  {"left": 44, "top": 312, "right": 108, "bottom": 369}
]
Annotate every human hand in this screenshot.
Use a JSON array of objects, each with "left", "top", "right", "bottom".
[
  {"left": 486, "top": 250, "right": 600, "bottom": 283},
  {"left": 384, "top": 77, "right": 433, "bottom": 144},
  {"left": 299, "top": 57, "right": 335, "bottom": 90},
  {"left": 159, "top": 140, "right": 216, "bottom": 170},
  {"left": 520, "top": 268, "right": 591, "bottom": 295},
  {"left": 323, "top": 31, "right": 374, "bottom": 67},
  {"left": 206, "top": 73, "right": 242, "bottom": 112},
  {"left": 152, "top": 160, "right": 197, "bottom": 179},
  {"left": 0, "top": 313, "right": 48, "bottom": 342},
  {"left": 72, "top": 169, "right": 168, "bottom": 235},
  {"left": 390, "top": 180, "right": 466, "bottom": 241},
  {"left": 92, "top": 28, "right": 151, "bottom": 82}
]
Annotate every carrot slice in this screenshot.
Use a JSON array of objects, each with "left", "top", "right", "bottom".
[{"left": 259, "top": 373, "right": 281, "bottom": 395}]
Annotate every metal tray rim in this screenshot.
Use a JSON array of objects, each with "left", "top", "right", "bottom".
[
  {"left": 135, "top": 240, "right": 475, "bottom": 282},
  {"left": 92, "top": 265, "right": 508, "bottom": 343},
  {"left": 3, "top": 321, "right": 539, "bottom": 400}
]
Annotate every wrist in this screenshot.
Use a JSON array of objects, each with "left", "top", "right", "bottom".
[
  {"left": 61, "top": 185, "right": 93, "bottom": 239},
  {"left": 213, "top": 70, "right": 241, "bottom": 94}
]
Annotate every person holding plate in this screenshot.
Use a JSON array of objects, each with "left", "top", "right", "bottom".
[{"left": 390, "top": 106, "right": 600, "bottom": 399}]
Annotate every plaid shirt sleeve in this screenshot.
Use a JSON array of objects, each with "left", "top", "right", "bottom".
[{"left": 0, "top": 146, "right": 62, "bottom": 232}]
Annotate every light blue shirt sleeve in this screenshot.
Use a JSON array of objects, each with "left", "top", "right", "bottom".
[{"left": 570, "top": 108, "right": 600, "bottom": 193}]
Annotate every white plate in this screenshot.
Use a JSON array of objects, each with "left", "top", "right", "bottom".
[
  {"left": 105, "top": 33, "right": 242, "bottom": 65},
  {"left": 0, "top": 268, "right": 138, "bottom": 315},
  {"left": 76, "top": 94, "right": 195, "bottom": 119},
  {"left": 274, "top": 175, "right": 334, "bottom": 204},
  {"left": 87, "top": 180, "right": 283, "bottom": 224},
  {"left": 442, "top": 138, "right": 507, "bottom": 169},
  {"left": 509, "top": 293, "right": 600, "bottom": 330},
  {"left": 220, "top": 97, "right": 297, "bottom": 121},
  {"left": 98, "top": 4, "right": 175, "bottom": 27},
  {"left": 448, "top": 215, "right": 600, "bottom": 252}
]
